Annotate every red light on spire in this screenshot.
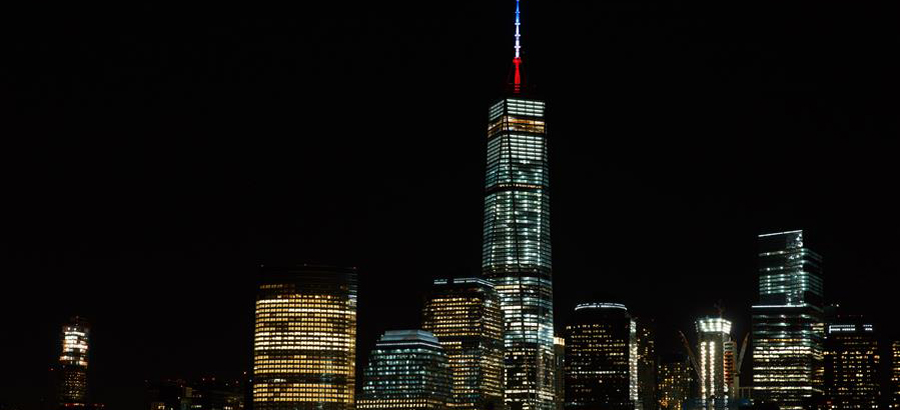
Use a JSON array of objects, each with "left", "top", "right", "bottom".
[{"left": 513, "top": 57, "right": 522, "bottom": 94}]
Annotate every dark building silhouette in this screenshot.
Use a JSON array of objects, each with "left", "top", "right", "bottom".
[
  {"left": 357, "top": 330, "right": 451, "bottom": 410},
  {"left": 891, "top": 341, "right": 900, "bottom": 409},
  {"left": 147, "top": 378, "right": 244, "bottom": 410},
  {"left": 251, "top": 265, "right": 357, "bottom": 410},
  {"left": 422, "top": 278, "right": 504, "bottom": 410},
  {"left": 564, "top": 303, "right": 636, "bottom": 410},
  {"left": 635, "top": 319, "right": 657, "bottom": 410},
  {"left": 823, "top": 316, "right": 879, "bottom": 410}
]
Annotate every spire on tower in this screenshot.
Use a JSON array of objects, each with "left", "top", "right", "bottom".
[{"left": 513, "top": 0, "right": 522, "bottom": 93}]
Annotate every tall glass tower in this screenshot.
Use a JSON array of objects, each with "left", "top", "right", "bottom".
[
  {"left": 751, "top": 230, "right": 824, "bottom": 410},
  {"left": 482, "top": 3, "right": 554, "bottom": 409}
]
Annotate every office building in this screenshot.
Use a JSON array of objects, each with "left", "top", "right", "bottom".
[
  {"left": 422, "top": 278, "right": 504, "bottom": 410},
  {"left": 891, "top": 341, "right": 900, "bottom": 409},
  {"left": 657, "top": 354, "right": 692, "bottom": 410},
  {"left": 554, "top": 337, "right": 565, "bottom": 410},
  {"left": 59, "top": 316, "right": 90, "bottom": 408},
  {"left": 481, "top": 2, "right": 554, "bottom": 409},
  {"left": 636, "top": 320, "right": 657, "bottom": 410},
  {"left": 752, "top": 230, "right": 825, "bottom": 410},
  {"left": 357, "top": 330, "right": 451, "bottom": 410},
  {"left": 824, "top": 318, "right": 879, "bottom": 410},
  {"left": 564, "top": 303, "right": 637, "bottom": 410},
  {"left": 252, "top": 265, "right": 357, "bottom": 410}
]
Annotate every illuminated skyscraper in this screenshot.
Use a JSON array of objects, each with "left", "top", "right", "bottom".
[
  {"left": 564, "top": 303, "right": 637, "bottom": 410},
  {"left": 357, "top": 330, "right": 452, "bottom": 410},
  {"left": 891, "top": 341, "right": 900, "bottom": 409},
  {"left": 481, "top": 2, "right": 553, "bottom": 410},
  {"left": 752, "top": 230, "right": 824, "bottom": 410},
  {"left": 695, "top": 317, "right": 733, "bottom": 409},
  {"left": 657, "top": 354, "right": 692, "bottom": 410},
  {"left": 823, "top": 318, "right": 879, "bottom": 410},
  {"left": 422, "top": 278, "right": 504, "bottom": 410},
  {"left": 59, "top": 316, "right": 90, "bottom": 408},
  {"left": 252, "top": 265, "right": 357, "bottom": 410}
]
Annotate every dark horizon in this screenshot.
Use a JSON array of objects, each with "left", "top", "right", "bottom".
[{"left": 3, "top": 0, "right": 899, "bottom": 409}]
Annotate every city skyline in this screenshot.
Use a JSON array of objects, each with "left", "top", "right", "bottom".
[{"left": 4, "top": 0, "right": 900, "bottom": 409}]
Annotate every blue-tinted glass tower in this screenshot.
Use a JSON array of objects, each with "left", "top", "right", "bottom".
[{"left": 751, "top": 230, "right": 825, "bottom": 410}]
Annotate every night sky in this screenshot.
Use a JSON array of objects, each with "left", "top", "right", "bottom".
[{"left": 3, "top": 1, "right": 899, "bottom": 409}]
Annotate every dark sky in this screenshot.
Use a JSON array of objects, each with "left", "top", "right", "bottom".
[{"left": 3, "top": 0, "right": 899, "bottom": 409}]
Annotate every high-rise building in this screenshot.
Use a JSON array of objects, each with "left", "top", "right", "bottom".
[
  {"left": 59, "top": 316, "right": 90, "bottom": 408},
  {"left": 422, "top": 277, "right": 505, "bottom": 410},
  {"left": 752, "top": 230, "right": 825, "bottom": 410},
  {"left": 564, "top": 303, "right": 637, "bottom": 410},
  {"left": 481, "top": 3, "right": 554, "bottom": 410},
  {"left": 554, "top": 337, "right": 566, "bottom": 410},
  {"left": 695, "top": 317, "right": 733, "bottom": 409},
  {"left": 636, "top": 319, "right": 657, "bottom": 410},
  {"left": 891, "top": 341, "right": 900, "bottom": 409},
  {"left": 251, "top": 265, "right": 357, "bottom": 410},
  {"left": 357, "top": 330, "right": 452, "bottom": 410},
  {"left": 823, "top": 317, "right": 879, "bottom": 410},
  {"left": 657, "top": 354, "right": 693, "bottom": 410}
]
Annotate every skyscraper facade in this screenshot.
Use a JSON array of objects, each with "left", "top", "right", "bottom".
[
  {"left": 59, "top": 316, "right": 90, "bottom": 408},
  {"left": 823, "top": 318, "right": 879, "bottom": 410},
  {"left": 752, "top": 230, "right": 825, "bottom": 410},
  {"left": 636, "top": 320, "right": 657, "bottom": 410},
  {"left": 657, "top": 354, "right": 692, "bottom": 410},
  {"left": 564, "top": 303, "right": 637, "bottom": 410},
  {"left": 481, "top": 2, "right": 554, "bottom": 410},
  {"left": 892, "top": 341, "right": 900, "bottom": 409},
  {"left": 554, "top": 337, "right": 565, "bottom": 410},
  {"left": 252, "top": 265, "right": 357, "bottom": 410},
  {"left": 357, "top": 330, "right": 452, "bottom": 410},
  {"left": 695, "top": 317, "right": 733, "bottom": 409},
  {"left": 422, "top": 278, "right": 505, "bottom": 410}
]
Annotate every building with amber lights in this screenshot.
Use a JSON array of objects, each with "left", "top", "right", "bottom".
[
  {"left": 657, "top": 354, "right": 692, "bottom": 410},
  {"left": 891, "top": 341, "right": 900, "bottom": 409},
  {"left": 357, "top": 330, "right": 451, "bottom": 410},
  {"left": 564, "top": 303, "right": 637, "bottom": 410},
  {"left": 751, "top": 230, "right": 824, "bottom": 410},
  {"left": 422, "top": 278, "right": 504, "bottom": 410},
  {"left": 251, "top": 265, "right": 357, "bottom": 410},
  {"left": 554, "top": 337, "right": 565, "bottom": 410},
  {"left": 823, "top": 318, "right": 879, "bottom": 410},
  {"left": 636, "top": 320, "right": 657, "bottom": 410},
  {"left": 59, "top": 316, "right": 90, "bottom": 408}
]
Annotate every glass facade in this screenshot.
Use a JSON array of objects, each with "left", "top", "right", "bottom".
[
  {"left": 657, "top": 354, "right": 692, "bottom": 410},
  {"left": 563, "top": 303, "right": 636, "bottom": 410},
  {"left": 823, "top": 319, "right": 879, "bottom": 410},
  {"left": 59, "top": 316, "right": 90, "bottom": 408},
  {"left": 696, "top": 317, "right": 733, "bottom": 409},
  {"left": 252, "top": 265, "right": 357, "bottom": 410},
  {"left": 357, "top": 330, "right": 452, "bottom": 410},
  {"left": 482, "top": 96, "right": 554, "bottom": 410},
  {"left": 422, "top": 278, "right": 505, "bottom": 410},
  {"left": 751, "top": 230, "right": 825, "bottom": 410}
]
